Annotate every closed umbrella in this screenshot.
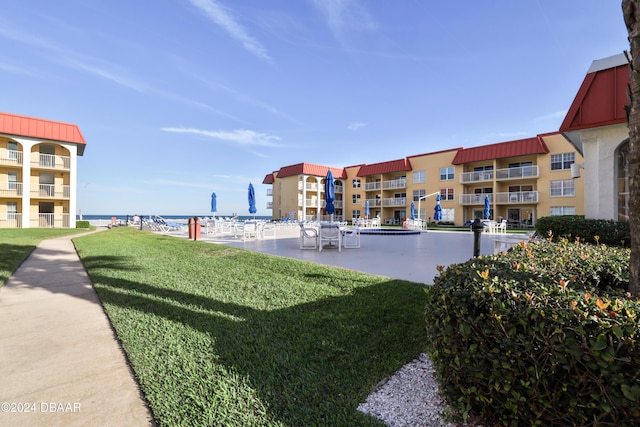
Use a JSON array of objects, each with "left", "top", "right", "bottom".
[
  {"left": 324, "top": 169, "right": 335, "bottom": 222},
  {"left": 410, "top": 201, "right": 415, "bottom": 220},
  {"left": 365, "top": 200, "right": 370, "bottom": 218},
  {"left": 248, "top": 183, "right": 257, "bottom": 217},
  {"left": 483, "top": 195, "right": 491, "bottom": 219},
  {"left": 211, "top": 192, "right": 217, "bottom": 218},
  {"left": 434, "top": 194, "right": 443, "bottom": 222}
]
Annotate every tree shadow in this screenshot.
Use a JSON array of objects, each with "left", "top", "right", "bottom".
[{"left": 81, "top": 254, "right": 427, "bottom": 426}]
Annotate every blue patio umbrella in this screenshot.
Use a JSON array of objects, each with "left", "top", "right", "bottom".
[
  {"left": 324, "top": 169, "right": 335, "bottom": 221},
  {"left": 248, "top": 183, "right": 257, "bottom": 216},
  {"left": 410, "top": 201, "right": 415, "bottom": 220},
  {"left": 365, "top": 200, "right": 370, "bottom": 218},
  {"left": 210, "top": 192, "right": 217, "bottom": 217},
  {"left": 483, "top": 195, "right": 491, "bottom": 219},
  {"left": 434, "top": 194, "right": 443, "bottom": 221}
]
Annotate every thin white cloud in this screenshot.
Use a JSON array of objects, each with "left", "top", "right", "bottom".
[
  {"left": 347, "top": 122, "right": 367, "bottom": 131},
  {"left": 533, "top": 110, "right": 567, "bottom": 123},
  {"left": 162, "top": 127, "right": 283, "bottom": 147},
  {"left": 311, "top": 0, "right": 376, "bottom": 40},
  {"left": 188, "top": 0, "right": 271, "bottom": 62}
]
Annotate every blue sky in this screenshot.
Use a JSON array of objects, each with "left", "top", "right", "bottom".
[{"left": 0, "top": 1, "right": 629, "bottom": 216}]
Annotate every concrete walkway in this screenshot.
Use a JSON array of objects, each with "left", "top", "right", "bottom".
[{"left": 0, "top": 230, "right": 154, "bottom": 427}]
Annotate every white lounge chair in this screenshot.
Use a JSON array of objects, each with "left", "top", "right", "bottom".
[
  {"left": 300, "top": 224, "right": 318, "bottom": 249},
  {"left": 319, "top": 224, "right": 341, "bottom": 252},
  {"left": 342, "top": 226, "right": 360, "bottom": 248}
]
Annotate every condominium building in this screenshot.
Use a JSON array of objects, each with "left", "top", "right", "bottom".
[
  {"left": 262, "top": 132, "right": 584, "bottom": 227},
  {"left": 0, "top": 112, "right": 86, "bottom": 228}
]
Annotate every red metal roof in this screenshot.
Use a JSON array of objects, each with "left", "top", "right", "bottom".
[
  {"left": 356, "top": 158, "right": 412, "bottom": 177},
  {"left": 262, "top": 173, "right": 274, "bottom": 184},
  {"left": 451, "top": 137, "right": 549, "bottom": 164},
  {"left": 0, "top": 112, "right": 87, "bottom": 155},
  {"left": 273, "top": 162, "right": 346, "bottom": 179},
  {"left": 560, "top": 54, "right": 629, "bottom": 132}
]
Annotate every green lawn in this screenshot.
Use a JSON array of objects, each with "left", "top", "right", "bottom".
[
  {"left": 0, "top": 228, "right": 92, "bottom": 285},
  {"left": 72, "top": 227, "right": 428, "bottom": 426}
]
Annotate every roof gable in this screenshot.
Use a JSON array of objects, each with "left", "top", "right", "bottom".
[
  {"left": 356, "top": 158, "right": 412, "bottom": 177},
  {"left": 0, "top": 112, "right": 87, "bottom": 155},
  {"left": 560, "top": 53, "right": 629, "bottom": 132},
  {"left": 274, "top": 162, "right": 346, "bottom": 179},
  {"left": 452, "top": 137, "right": 549, "bottom": 164}
]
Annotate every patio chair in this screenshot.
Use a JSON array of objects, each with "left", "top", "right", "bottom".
[
  {"left": 342, "top": 226, "right": 360, "bottom": 249},
  {"left": 300, "top": 224, "right": 318, "bottom": 250},
  {"left": 261, "top": 222, "right": 277, "bottom": 239},
  {"left": 319, "top": 224, "right": 341, "bottom": 252},
  {"left": 242, "top": 221, "right": 258, "bottom": 241}
]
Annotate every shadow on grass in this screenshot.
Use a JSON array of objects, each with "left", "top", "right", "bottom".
[{"left": 80, "top": 254, "right": 427, "bottom": 426}]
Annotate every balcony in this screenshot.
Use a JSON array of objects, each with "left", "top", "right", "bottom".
[
  {"left": 495, "top": 191, "right": 539, "bottom": 204},
  {"left": 363, "top": 198, "right": 382, "bottom": 207},
  {"left": 364, "top": 181, "right": 381, "bottom": 191},
  {"left": 266, "top": 188, "right": 272, "bottom": 196},
  {"left": 31, "top": 153, "right": 71, "bottom": 171},
  {"left": 0, "top": 150, "right": 23, "bottom": 166},
  {"left": 0, "top": 213, "right": 22, "bottom": 228},
  {"left": 298, "top": 182, "right": 320, "bottom": 191},
  {"left": 460, "top": 170, "right": 494, "bottom": 183},
  {"left": 495, "top": 165, "right": 539, "bottom": 180},
  {"left": 382, "top": 197, "right": 406, "bottom": 207},
  {"left": 460, "top": 193, "right": 493, "bottom": 205},
  {"left": 0, "top": 182, "right": 22, "bottom": 197},
  {"left": 33, "top": 213, "right": 70, "bottom": 228},
  {"left": 382, "top": 178, "right": 407, "bottom": 190},
  {"left": 266, "top": 201, "right": 273, "bottom": 209},
  {"left": 334, "top": 184, "right": 343, "bottom": 194},
  {"left": 31, "top": 184, "right": 70, "bottom": 199}
]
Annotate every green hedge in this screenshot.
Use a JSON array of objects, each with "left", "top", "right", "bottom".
[
  {"left": 535, "top": 215, "right": 630, "bottom": 247},
  {"left": 425, "top": 238, "right": 639, "bottom": 426},
  {"left": 75, "top": 220, "right": 90, "bottom": 228}
]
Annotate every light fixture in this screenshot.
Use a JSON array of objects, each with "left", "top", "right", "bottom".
[{"left": 570, "top": 163, "right": 584, "bottom": 179}]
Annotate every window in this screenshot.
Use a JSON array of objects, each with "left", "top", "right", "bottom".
[
  {"left": 440, "top": 167, "right": 454, "bottom": 181},
  {"left": 352, "top": 194, "right": 361, "bottom": 204},
  {"left": 550, "top": 180, "right": 575, "bottom": 197},
  {"left": 8, "top": 172, "right": 17, "bottom": 190},
  {"left": 551, "top": 153, "right": 575, "bottom": 171},
  {"left": 352, "top": 210, "right": 361, "bottom": 219},
  {"left": 352, "top": 179, "right": 361, "bottom": 188},
  {"left": 413, "top": 170, "right": 426, "bottom": 184},
  {"left": 8, "top": 141, "right": 18, "bottom": 160},
  {"left": 440, "top": 188, "right": 454, "bottom": 201},
  {"left": 550, "top": 206, "right": 576, "bottom": 216},
  {"left": 413, "top": 189, "right": 426, "bottom": 201}
]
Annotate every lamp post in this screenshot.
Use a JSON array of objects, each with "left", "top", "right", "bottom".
[{"left": 417, "top": 192, "right": 440, "bottom": 220}]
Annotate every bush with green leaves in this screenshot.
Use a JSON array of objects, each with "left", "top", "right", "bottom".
[
  {"left": 535, "top": 215, "right": 630, "bottom": 247},
  {"left": 76, "top": 220, "right": 90, "bottom": 228},
  {"left": 424, "top": 238, "right": 639, "bottom": 426}
]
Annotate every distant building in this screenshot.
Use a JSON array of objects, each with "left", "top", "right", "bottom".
[
  {"left": 560, "top": 53, "right": 630, "bottom": 221},
  {"left": 0, "top": 112, "right": 86, "bottom": 228},
  {"left": 262, "top": 132, "right": 584, "bottom": 228}
]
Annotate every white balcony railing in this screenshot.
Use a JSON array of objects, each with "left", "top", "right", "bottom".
[
  {"left": 32, "top": 153, "right": 71, "bottom": 170},
  {"left": 266, "top": 188, "right": 272, "bottom": 196},
  {"left": 459, "top": 193, "right": 494, "bottom": 205},
  {"left": 495, "top": 165, "right": 539, "bottom": 180},
  {"left": 0, "top": 149, "right": 23, "bottom": 166},
  {"left": 0, "top": 213, "right": 22, "bottom": 228},
  {"left": 364, "top": 181, "right": 382, "bottom": 191},
  {"left": 382, "top": 179, "right": 407, "bottom": 190},
  {"left": 382, "top": 197, "right": 406, "bottom": 207},
  {"left": 460, "top": 170, "right": 494, "bottom": 183},
  {"left": 32, "top": 184, "right": 70, "bottom": 199},
  {"left": 0, "top": 182, "right": 22, "bottom": 197},
  {"left": 495, "top": 191, "right": 539, "bottom": 204},
  {"left": 363, "top": 199, "right": 382, "bottom": 207},
  {"left": 34, "top": 213, "right": 70, "bottom": 228}
]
